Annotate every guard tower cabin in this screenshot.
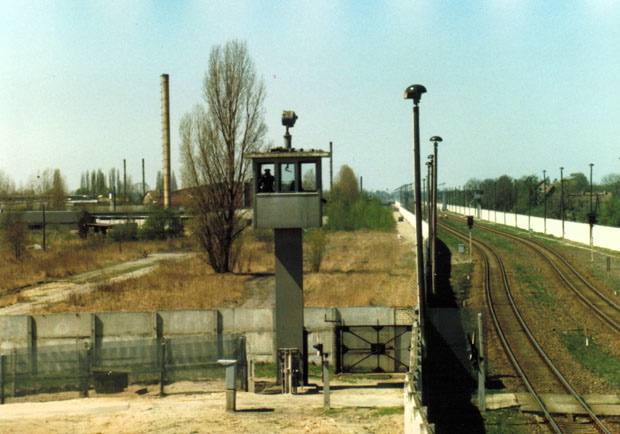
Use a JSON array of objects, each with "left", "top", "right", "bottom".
[{"left": 246, "top": 148, "right": 329, "bottom": 229}]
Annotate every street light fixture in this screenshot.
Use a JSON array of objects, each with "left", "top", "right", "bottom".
[
  {"left": 404, "top": 84, "right": 427, "bottom": 324},
  {"left": 429, "top": 136, "right": 442, "bottom": 298}
]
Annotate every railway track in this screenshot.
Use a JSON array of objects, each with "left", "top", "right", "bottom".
[
  {"left": 460, "top": 219, "right": 620, "bottom": 334},
  {"left": 439, "top": 222, "right": 613, "bottom": 434}
]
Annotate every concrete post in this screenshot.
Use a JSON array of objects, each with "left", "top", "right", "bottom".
[
  {"left": 0, "top": 355, "right": 5, "bottom": 404},
  {"left": 159, "top": 341, "right": 166, "bottom": 396},
  {"left": 78, "top": 342, "right": 90, "bottom": 398},
  {"left": 477, "top": 313, "right": 486, "bottom": 411},
  {"left": 322, "top": 359, "right": 330, "bottom": 409},
  {"left": 274, "top": 228, "right": 304, "bottom": 380}
]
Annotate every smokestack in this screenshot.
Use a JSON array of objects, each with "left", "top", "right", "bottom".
[{"left": 161, "top": 74, "right": 171, "bottom": 209}]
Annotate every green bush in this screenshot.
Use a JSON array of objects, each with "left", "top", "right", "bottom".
[
  {"left": 139, "top": 209, "right": 184, "bottom": 240},
  {"left": 305, "top": 228, "right": 327, "bottom": 272},
  {"left": 109, "top": 223, "right": 138, "bottom": 242},
  {"left": 325, "top": 196, "right": 395, "bottom": 231}
]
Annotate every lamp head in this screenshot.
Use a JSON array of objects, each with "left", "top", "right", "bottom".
[
  {"left": 282, "top": 110, "right": 298, "bottom": 128},
  {"left": 404, "top": 84, "right": 427, "bottom": 105},
  {"left": 430, "top": 136, "right": 442, "bottom": 143}
]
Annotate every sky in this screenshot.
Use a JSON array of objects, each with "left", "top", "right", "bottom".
[{"left": 2, "top": 1, "right": 620, "bottom": 194}]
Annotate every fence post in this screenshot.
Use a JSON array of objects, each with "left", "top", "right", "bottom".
[
  {"left": 0, "top": 354, "right": 5, "bottom": 404},
  {"left": 322, "top": 358, "right": 330, "bottom": 409},
  {"left": 78, "top": 342, "right": 90, "bottom": 398},
  {"left": 159, "top": 340, "right": 166, "bottom": 396},
  {"left": 11, "top": 349, "right": 16, "bottom": 398},
  {"left": 477, "top": 313, "right": 486, "bottom": 411}
]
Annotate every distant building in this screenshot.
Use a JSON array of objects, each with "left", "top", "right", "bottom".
[{"left": 148, "top": 184, "right": 252, "bottom": 211}]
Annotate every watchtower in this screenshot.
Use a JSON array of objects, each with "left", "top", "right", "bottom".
[{"left": 245, "top": 111, "right": 329, "bottom": 386}]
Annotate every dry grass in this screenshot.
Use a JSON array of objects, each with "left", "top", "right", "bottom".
[
  {"left": 0, "top": 235, "right": 191, "bottom": 294},
  {"left": 31, "top": 228, "right": 415, "bottom": 314},
  {"left": 304, "top": 230, "right": 416, "bottom": 306}
]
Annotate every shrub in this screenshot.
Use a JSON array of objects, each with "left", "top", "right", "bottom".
[
  {"left": 139, "top": 209, "right": 184, "bottom": 240},
  {"left": 326, "top": 196, "right": 395, "bottom": 231},
  {"left": 305, "top": 228, "right": 327, "bottom": 272},
  {"left": 109, "top": 223, "right": 138, "bottom": 243}
]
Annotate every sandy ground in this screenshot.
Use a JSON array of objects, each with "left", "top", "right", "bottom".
[{"left": 0, "top": 379, "right": 405, "bottom": 433}]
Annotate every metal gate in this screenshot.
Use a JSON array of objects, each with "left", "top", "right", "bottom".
[{"left": 334, "top": 325, "right": 411, "bottom": 373}]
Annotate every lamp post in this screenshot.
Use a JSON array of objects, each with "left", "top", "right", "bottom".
[
  {"left": 494, "top": 180, "right": 497, "bottom": 222},
  {"left": 543, "top": 169, "right": 547, "bottom": 234},
  {"left": 427, "top": 155, "right": 434, "bottom": 226},
  {"left": 426, "top": 159, "right": 433, "bottom": 296},
  {"left": 589, "top": 163, "right": 594, "bottom": 262},
  {"left": 560, "top": 167, "right": 565, "bottom": 238},
  {"left": 527, "top": 177, "right": 532, "bottom": 233},
  {"left": 514, "top": 179, "right": 518, "bottom": 227},
  {"left": 404, "top": 84, "right": 427, "bottom": 324},
  {"left": 430, "top": 136, "right": 442, "bottom": 297},
  {"left": 589, "top": 163, "right": 594, "bottom": 214}
]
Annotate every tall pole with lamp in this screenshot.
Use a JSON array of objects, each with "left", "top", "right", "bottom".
[
  {"left": 430, "top": 136, "right": 442, "bottom": 297},
  {"left": 589, "top": 163, "right": 595, "bottom": 262},
  {"left": 543, "top": 169, "right": 547, "bottom": 234},
  {"left": 404, "top": 84, "right": 427, "bottom": 328},
  {"left": 560, "top": 167, "right": 565, "bottom": 238}
]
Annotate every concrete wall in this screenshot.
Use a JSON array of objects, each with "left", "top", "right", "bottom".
[
  {"left": 0, "top": 306, "right": 412, "bottom": 364},
  {"left": 446, "top": 204, "right": 620, "bottom": 253}
]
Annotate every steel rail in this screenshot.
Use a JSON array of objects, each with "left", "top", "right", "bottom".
[
  {"left": 477, "top": 223, "right": 620, "bottom": 333},
  {"left": 440, "top": 222, "right": 612, "bottom": 434}
]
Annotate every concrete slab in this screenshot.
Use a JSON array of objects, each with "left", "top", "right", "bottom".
[{"left": 486, "top": 393, "right": 620, "bottom": 416}]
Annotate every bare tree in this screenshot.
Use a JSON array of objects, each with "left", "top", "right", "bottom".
[{"left": 180, "top": 40, "right": 267, "bottom": 273}]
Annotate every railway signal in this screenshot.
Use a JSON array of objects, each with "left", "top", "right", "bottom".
[{"left": 466, "top": 216, "right": 474, "bottom": 263}]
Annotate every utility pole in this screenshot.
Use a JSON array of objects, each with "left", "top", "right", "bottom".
[
  {"left": 329, "top": 141, "right": 333, "bottom": 192},
  {"left": 123, "top": 159, "right": 127, "bottom": 205},
  {"left": 142, "top": 158, "right": 146, "bottom": 199}
]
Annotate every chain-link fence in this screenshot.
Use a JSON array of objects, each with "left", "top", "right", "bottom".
[{"left": 0, "top": 334, "right": 246, "bottom": 402}]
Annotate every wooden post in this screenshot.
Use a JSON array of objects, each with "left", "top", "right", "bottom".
[{"left": 477, "top": 313, "right": 486, "bottom": 411}]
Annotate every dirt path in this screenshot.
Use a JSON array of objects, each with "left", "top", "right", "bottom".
[{"left": 0, "top": 252, "right": 194, "bottom": 316}]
